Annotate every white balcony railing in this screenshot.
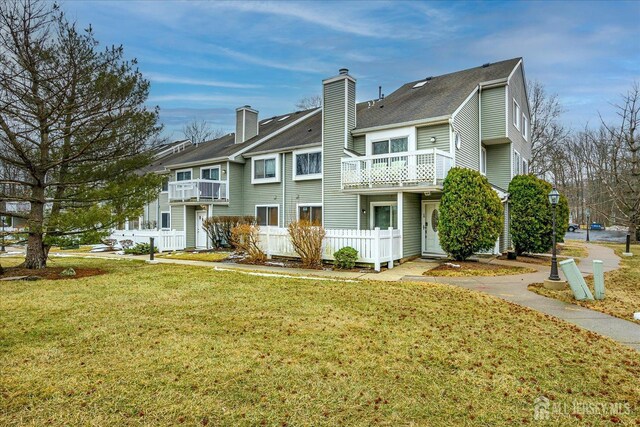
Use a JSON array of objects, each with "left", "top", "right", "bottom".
[
  {"left": 341, "top": 148, "right": 454, "bottom": 189},
  {"left": 168, "top": 179, "right": 228, "bottom": 202}
]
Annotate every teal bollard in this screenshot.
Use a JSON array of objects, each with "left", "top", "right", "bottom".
[
  {"left": 593, "top": 260, "right": 605, "bottom": 300},
  {"left": 559, "top": 259, "right": 594, "bottom": 301}
]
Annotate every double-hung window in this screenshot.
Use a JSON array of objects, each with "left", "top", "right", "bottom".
[
  {"left": 480, "top": 146, "right": 487, "bottom": 175},
  {"left": 513, "top": 100, "right": 521, "bottom": 130},
  {"left": 372, "top": 137, "right": 408, "bottom": 155},
  {"left": 294, "top": 150, "right": 321, "bottom": 180},
  {"left": 522, "top": 115, "right": 529, "bottom": 141},
  {"left": 160, "top": 212, "right": 171, "bottom": 229},
  {"left": 513, "top": 150, "right": 522, "bottom": 175},
  {"left": 256, "top": 205, "right": 279, "bottom": 226},
  {"left": 252, "top": 155, "right": 279, "bottom": 183},
  {"left": 161, "top": 177, "right": 169, "bottom": 192},
  {"left": 176, "top": 169, "right": 192, "bottom": 181},
  {"left": 298, "top": 205, "right": 322, "bottom": 225}
]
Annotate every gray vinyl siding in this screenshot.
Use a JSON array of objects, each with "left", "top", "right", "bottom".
[
  {"left": 416, "top": 123, "right": 450, "bottom": 152},
  {"left": 185, "top": 205, "right": 196, "bottom": 247},
  {"left": 235, "top": 112, "right": 244, "bottom": 144},
  {"left": 402, "top": 192, "right": 422, "bottom": 257},
  {"left": 245, "top": 110, "right": 258, "bottom": 141},
  {"left": 485, "top": 143, "right": 511, "bottom": 191},
  {"left": 283, "top": 152, "right": 322, "bottom": 224},
  {"left": 242, "top": 154, "right": 283, "bottom": 226},
  {"left": 352, "top": 135, "right": 365, "bottom": 154},
  {"left": 211, "top": 162, "right": 244, "bottom": 217},
  {"left": 454, "top": 91, "right": 480, "bottom": 170},
  {"left": 481, "top": 86, "right": 506, "bottom": 141},
  {"left": 171, "top": 205, "right": 184, "bottom": 231},
  {"left": 322, "top": 77, "right": 358, "bottom": 229},
  {"left": 507, "top": 62, "right": 531, "bottom": 161}
]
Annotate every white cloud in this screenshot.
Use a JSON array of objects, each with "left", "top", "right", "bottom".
[{"left": 146, "top": 73, "right": 261, "bottom": 89}]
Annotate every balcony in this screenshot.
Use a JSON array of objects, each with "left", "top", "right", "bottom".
[
  {"left": 168, "top": 179, "right": 228, "bottom": 202},
  {"left": 341, "top": 148, "right": 454, "bottom": 190}
]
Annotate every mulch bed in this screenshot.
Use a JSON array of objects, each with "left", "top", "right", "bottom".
[
  {"left": 430, "top": 261, "right": 509, "bottom": 273},
  {"left": 0, "top": 266, "right": 105, "bottom": 281},
  {"left": 233, "top": 257, "right": 374, "bottom": 273},
  {"left": 497, "top": 254, "right": 550, "bottom": 265}
]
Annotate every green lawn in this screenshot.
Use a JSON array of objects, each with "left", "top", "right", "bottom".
[
  {"left": 530, "top": 243, "right": 640, "bottom": 324},
  {"left": 1, "top": 256, "right": 639, "bottom": 426}
]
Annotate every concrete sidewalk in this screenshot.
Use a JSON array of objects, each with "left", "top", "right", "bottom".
[{"left": 405, "top": 244, "right": 640, "bottom": 352}]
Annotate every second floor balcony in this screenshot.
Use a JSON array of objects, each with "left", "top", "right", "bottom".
[
  {"left": 341, "top": 148, "right": 454, "bottom": 190},
  {"left": 168, "top": 179, "right": 228, "bottom": 202}
]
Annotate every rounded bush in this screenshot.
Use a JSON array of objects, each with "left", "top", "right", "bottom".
[
  {"left": 438, "top": 167, "right": 504, "bottom": 260},
  {"left": 334, "top": 246, "right": 358, "bottom": 269},
  {"left": 508, "top": 174, "right": 569, "bottom": 255}
]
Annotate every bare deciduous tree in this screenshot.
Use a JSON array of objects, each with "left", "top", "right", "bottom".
[
  {"left": 295, "top": 95, "right": 322, "bottom": 110},
  {"left": 527, "top": 80, "right": 569, "bottom": 177},
  {"left": 181, "top": 119, "right": 225, "bottom": 145}
]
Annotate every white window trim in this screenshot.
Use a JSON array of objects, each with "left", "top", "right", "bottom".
[
  {"left": 513, "top": 99, "right": 521, "bottom": 130},
  {"left": 296, "top": 203, "right": 323, "bottom": 223},
  {"left": 251, "top": 154, "right": 280, "bottom": 184},
  {"left": 522, "top": 158, "right": 528, "bottom": 174},
  {"left": 480, "top": 146, "right": 487, "bottom": 176},
  {"left": 200, "top": 165, "right": 221, "bottom": 180},
  {"left": 513, "top": 149, "right": 522, "bottom": 176},
  {"left": 175, "top": 168, "right": 193, "bottom": 182},
  {"left": 160, "top": 211, "right": 171, "bottom": 230},
  {"left": 255, "top": 204, "right": 280, "bottom": 227},
  {"left": 369, "top": 201, "right": 398, "bottom": 229},
  {"left": 292, "top": 148, "right": 322, "bottom": 181},
  {"left": 364, "top": 126, "right": 416, "bottom": 156},
  {"left": 522, "top": 114, "right": 529, "bottom": 141},
  {"left": 160, "top": 176, "right": 169, "bottom": 193}
]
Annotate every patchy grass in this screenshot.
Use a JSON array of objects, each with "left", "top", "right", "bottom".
[
  {"left": 1, "top": 257, "right": 639, "bottom": 426},
  {"left": 557, "top": 242, "right": 588, "bottom": 258},
  {"left": 529, "top": 244, "right": 640, "bottom": 324},
  {"left": 156, "top": 251, "right": 231, "bottom": 262},
  {"left": 424, "top": 261, "right": 536, "bottom": 277},
  {"left": 50, "top": 245, "right": 96, "bottom": 253}
]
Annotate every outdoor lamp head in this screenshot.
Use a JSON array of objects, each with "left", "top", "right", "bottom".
[{"left": 548, "top": 188, "right": 560, "bottom": 206}]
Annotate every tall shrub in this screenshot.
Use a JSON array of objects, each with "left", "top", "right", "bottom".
[
  {"left": 288, "top": 220, "right": 326, "bottom": 268},
  {"left": 438, "top": 167, "right": 503, "bottom": 260},
  {"left": 230, "top": 224, "right": 265, "bottom": 263},
  {"left": 508, "top": 174, "right": 569, "bottom": 255},
  {"left": 203, "top": 216, "right": 256, "bottom": 248}
]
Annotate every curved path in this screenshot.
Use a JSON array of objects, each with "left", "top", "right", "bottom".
[{"left": 404, "top": 244, "right": 640, "bottom": 352}]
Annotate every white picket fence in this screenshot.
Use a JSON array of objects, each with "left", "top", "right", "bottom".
[
  {"left": 108, "top": 229, "right": 186, "bottom": 252},
  {"left": 257, "top": 226, "right": 402, "bottom": 271}
]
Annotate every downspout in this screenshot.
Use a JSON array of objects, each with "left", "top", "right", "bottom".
[{"left": 282, "top": 153, "right": 286, "bottom": 226}]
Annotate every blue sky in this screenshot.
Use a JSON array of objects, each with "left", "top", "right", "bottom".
[{"left": 64, "top": 0, "right": 640, "bottom": 140}]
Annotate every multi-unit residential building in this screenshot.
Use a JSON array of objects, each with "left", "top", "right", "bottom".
[{"left": 127, "top": 57, "right": 531, "bottom": 261}]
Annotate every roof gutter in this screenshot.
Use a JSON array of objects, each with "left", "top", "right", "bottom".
[
  {"left": 243, "top": 142, "right": 321, "bottom": 158},
  {"left": 352, "top": 114, "right": 451, "bottom": 136},
  {"left": 163, "top": 155, "right": 231, "bottom": 170}
]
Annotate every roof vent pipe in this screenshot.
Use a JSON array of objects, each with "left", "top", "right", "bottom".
[{"left": 339, "top": 68, "right": 349, "bottom": 75}]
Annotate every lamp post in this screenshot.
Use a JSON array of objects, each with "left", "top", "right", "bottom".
[
  {"left": 585, "top": 207, "right": 590, "bottom": 242},
  {"left": 548, "top": 187, "right": 561, "bottom": 281}
]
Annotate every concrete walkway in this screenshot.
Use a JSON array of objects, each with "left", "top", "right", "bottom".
[{"left": 405, "top": 244, "right": 640, "bottom": 352}]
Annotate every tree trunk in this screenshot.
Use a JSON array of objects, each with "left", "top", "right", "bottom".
[
  {"left": 23, "top": 184, "right": 47, "bottom": 269},
  {"left": 630, "top": 223, "right": 638, "bottom": 243}
]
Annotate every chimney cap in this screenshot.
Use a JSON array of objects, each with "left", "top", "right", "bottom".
[{"left": 339, "top": 68, "right": 349, "bottom": 75}]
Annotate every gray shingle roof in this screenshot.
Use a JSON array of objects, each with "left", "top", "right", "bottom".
[
  {"left": 354, "top": 58, "right": 521, "bottom": 130},
  {"left": 244, "top": 110, "right": 321, "bottom": 155},
  {"left": 159, "top": 108, "right": 319, "bottom": 168}
]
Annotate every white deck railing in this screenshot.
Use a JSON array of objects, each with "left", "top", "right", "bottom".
[
  {"left": 341, "top": 148, "right": 453, "bottom": 189},
  {"left": 108, "top": 229, "right": 186, "bottom": 252},
  {"left": 257, "top": 226, "right": 402, "bottom": 271},
  {"left": 168, "top": 179, "right": 228, "bottom": 202}
]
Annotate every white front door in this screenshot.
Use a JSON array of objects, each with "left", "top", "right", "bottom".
[
  {"left": 422, "top": 201, "right": 444, "bottom": 255},
  {"left": 195, "top": 210, "right": 208, "bottom": 248}
]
